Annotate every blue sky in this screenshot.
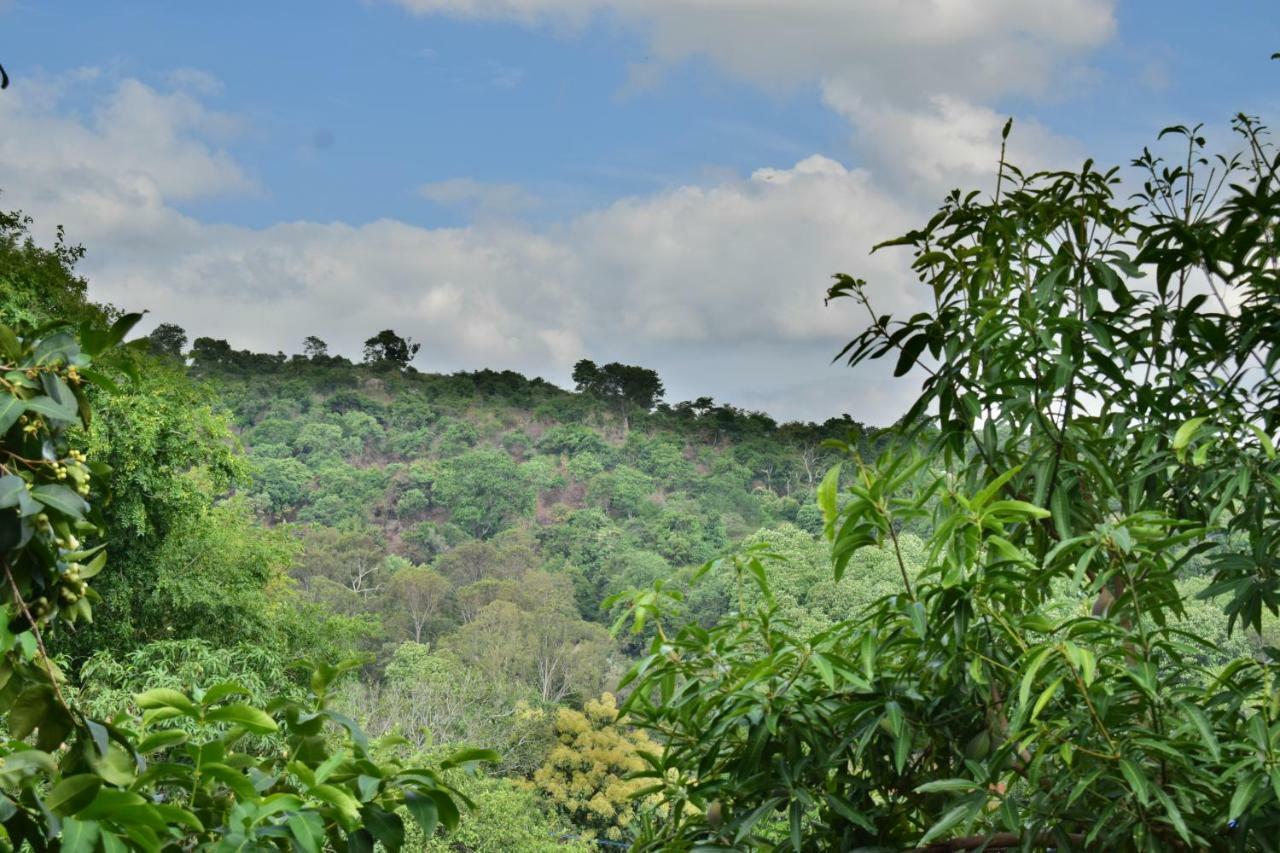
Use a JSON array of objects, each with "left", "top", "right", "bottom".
[{"left": 2, "top": 1, "right": 1278, "bottom": 421}]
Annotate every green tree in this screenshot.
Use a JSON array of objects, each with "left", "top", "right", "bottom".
[
  {"left": 302, "top": 335, "right": 329, "bottom": 360},
  {"left": 383, "top": 565, "right": 449, "bottom": 644},
  {"left": 362, "top": 329, "right": 420, "bottom": 369},
  {"left": 345, "top": 644, "right": 554, "bottom": 775},
  {"left": 434, "top": 450, "right": 534, "bottom": 538},
  {"left": 146, "top": 322, "right": 188, "bottom": 360},
  {"left": 572, "top": 359, "right": 664, "bottom": 431},
  {"left": 445, "top": 572, "right": 612, "bottom": 703},
  {"left": 418, "top": 775, "right": 591, "bottom": 853},
  {"left": 617, "top": 114, "right": 1280, "bottom": 849},
  {"left": 0, "top": 208, "right": 101, "bottom": 329}
]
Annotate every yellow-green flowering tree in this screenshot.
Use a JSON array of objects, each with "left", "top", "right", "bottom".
[{"left": 530, "top": 693, "right": 659, "bottom": 842}]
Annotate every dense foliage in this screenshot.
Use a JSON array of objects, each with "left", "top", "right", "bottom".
[
  {"left": 0, "top": 314, "right": 498, "bottom": 849},
  {"left": 615, "top": 117, "right": 1280, "bottom": 849}
]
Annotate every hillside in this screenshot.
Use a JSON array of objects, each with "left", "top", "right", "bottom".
[{"left": 190, "top": 337, "right": 881, "bottom": 629}]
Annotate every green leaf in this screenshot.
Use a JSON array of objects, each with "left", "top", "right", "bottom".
[
  {"left": 200, "top": 763, "right": 257, "bottom": 800},
  {"left": 30, "top": 484, "right": 89, "bottom": 521},
  {"left": 346, "top": 829, "right": 375, "bottom": 853},
  {"left": 133, "top": 688, "right": 198, "bottom": 716},
  {"left": 1177, "top": 702, "right": 1220, "bottom": 761},
  {"left": 1247, "top": 423, "right": 1276, "bottom": 460},
  {"left": 0, "top": 395, "right": 22, "bottom": 435},
  {"left": 46, "top": 776, "right": 102, "bottom": 816},
  {"left": 985, "top": 499, "right": 1051, "bottom": 520},
  {"left": 9, "top": 685, "right": 54, "bottom": 739},
  {"left": 440, "top": 748, "right": 500, "bottom": 770},
  {"left": 288, "top": 812, "right": 326, "bottom": 853},
  {"left": 1152, "top": 787, "right": 1191, "bottom": 845},
  {"left": 23, "top": 395, "right": 78, "bottom": 423},
  {"left": 918, "top": 800, "right": 973, "bottom": 846},
  {"left": 137, "top": 729, "right": 189, "bottom": 755},
  {"left": 0, "top": 475, "right": 25, "bottom": 509},
  {"left": 0, "top": 323, "right": 20, "bottom": 359},
  {"left": 817, "top": 464, "right": 842, "bottom": 526},
  {"left": 58, "top": 818, "right": 101, "bottom": 853},
  {"left": 100, "top": 830, "right": 129, "bottom": 853},
  {"left": 79, "top": 550, "right": 107, "bottom": 580},
  {"left": 1230, "top": 773, "right": 1262, "bottom": 821},
  {"left": 360, "top": 806, "right": 404, "bottom": 853},
  {"left": 204, "top": 703, "right": 277, "bottom": 734},
  {"left": 1172, "top": 417, "right": 1208, "bottom": 462},
  {"left": 1017, "top": 646, "right": 1055, "bottom": 711},
  {"left": 894, "top": 332, "right": 929, "bottom": 377},
  {"left": 77, "top": 790, "right": 147, "bottom": 821},
  {"left": 1119, "top": 759, "right": 1151, "bottom": 806},
  {"left": 915, "top": 779, "right": 980, "bottom": 794},
  {"left": 403, "top": 791, "right": 438, "bottom": 838},
  {"left": 151, "top": 804, "right": 203, "bottom": 832},
  {"left": 812, "top": 653, "right": 835, "bottom": 689},
  {"left": 1031, "top": 676, "right": 1064, "bottom": 721},
  {"left": 428, "top": 791, "right": 460, "bottom": 831},
  {"left": 87, "top": 743, "right": 136, "bottom": 788},
  {"left": 200, "top": 682, "right": 250, "bottom": 707},
  {"left": 313, "top": 784, "right": 362, "bottom": 829}
]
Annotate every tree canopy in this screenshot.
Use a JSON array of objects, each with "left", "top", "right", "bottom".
[{"left": 363, "top": 329, "right": 420, "bottom": 369}]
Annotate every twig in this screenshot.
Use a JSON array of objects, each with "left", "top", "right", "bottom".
[{"left": 2, "top": 555, "right": 74, "bottom": 715}]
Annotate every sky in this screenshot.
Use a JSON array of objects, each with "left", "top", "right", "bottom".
[{"left": 1, "top": 1, "right": 1277, "bottom": 423}]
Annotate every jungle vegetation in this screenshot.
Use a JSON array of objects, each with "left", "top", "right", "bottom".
[{"left": 0, "top": 106, "right": 1278, "bottom": 850}]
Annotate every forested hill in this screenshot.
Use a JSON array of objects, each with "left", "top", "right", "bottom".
[{"left": 182, "top": 328, "right": 882, "bottom": 625}]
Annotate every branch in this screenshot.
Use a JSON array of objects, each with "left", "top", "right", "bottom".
[
  {"left": 2, "top": 556, "right": 74, "bottom": 715},
  {"left": 913, "top": 831, "right": 1087, "bottom": 852}
]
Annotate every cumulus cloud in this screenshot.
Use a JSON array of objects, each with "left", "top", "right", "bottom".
[
  {"left": 0, "top": 73, "right": 252, "bottom": 213},
  {"left": 384, "top": 0, "right": 1116, "bottom": 100},
  {"left": 0, "top": 74, "right": 924, "bottom": 422},
  {"left": 384, "top": 0, "right": 1107, "bottom": 207},
  {"left": 822, "top": 86, "right": 1085, "bottom": 197}
]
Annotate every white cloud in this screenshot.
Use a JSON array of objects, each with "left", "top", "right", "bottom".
[
  {"left": 0, "top": 74, "right": 926, "bottom": 423},
  {"left": 822, "top": 87, "right": 1084, "bottom": 197},
  {"left": 384, "top": 0, "right": 1107, "bottom": 208},
  {"left": 0, "top": 73, "right": 253, "bottom": 209},
  {"left": 384, "top": 0, "right": 1116, "bottom": 100}
]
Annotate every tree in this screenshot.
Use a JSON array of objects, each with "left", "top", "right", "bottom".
[
  {"left": 347, "top": 644, "right": 555, "bottom": 774},
  {"left": 0, "top": 208, "right": 101, "bottom": 329},
  {"left": 294, "top": 523, "right": 387, "bottom": 599},
  {"left": 445, "top": 572, "right": 612, "bottom": 704},
  {"left": 572, "top": 359, "right": 664, "bottom": 431},
  {"left": 617, "top": 114, "right": 1280, "bottom": 849},
  {"left": 384, "top": 565, "right": 448, "bottom": 643},
  {"left": 417, "top": 776, "right": 592, "bottom": 853},
  {"left": 253, "top": 456, "right": 312, "bottom": 517},
  {"left": 303, "top": 335, "right": 329, "bottom": 360},
  {"left": 189, "top": 336, "right": 235, "bottom": 369},
  {"left": 147, "top": 321, "right": 188, "bottom": 359},
  {"left": 363, "top": 329, "right": 420, "bottom": 368},
  {"left": 434, "top": 450, "right": 534, "bottom": 538},
  {"left": 433, "top": 535, "right": 537, "bottom": 586},
  {"left": 530, "top": 694, "right": 660, "bottom": 843}
]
